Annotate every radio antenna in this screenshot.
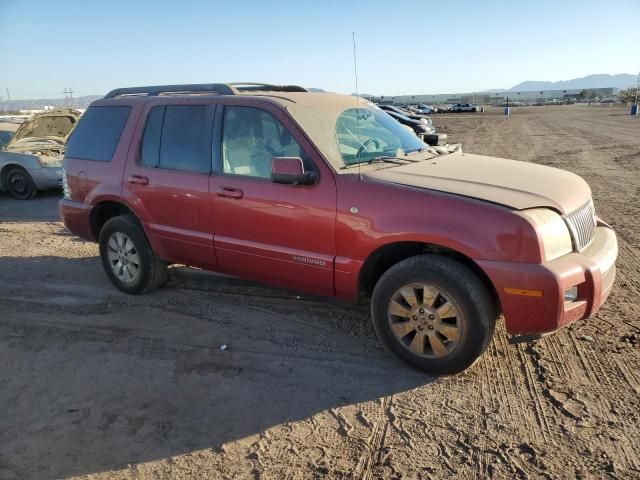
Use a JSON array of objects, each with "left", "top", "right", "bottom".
[
  {"left": 352, "top": 32, "right": 359, "bottom": 97},
  {"left": 352, "top": 32, "right": 362, "bottom": 180}
]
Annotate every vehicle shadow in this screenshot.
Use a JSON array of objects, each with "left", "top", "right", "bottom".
[
  {"left": 0, "top": 191, "right": 62, "bottom": 223},
  {"left": 0, "top": 256, "right": 435, "bottom": 479}
]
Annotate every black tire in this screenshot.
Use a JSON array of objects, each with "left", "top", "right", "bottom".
[
  {"left": 371, "top": 254, "right": 496, "bottom": 375},
  {"left": 98, "top": 215, "right": 167, "bottom": 294},
  {"left": 4, "top": 167, "right": 37, "bottom": 199}
]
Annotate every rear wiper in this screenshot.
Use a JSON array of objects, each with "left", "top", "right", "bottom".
[{"left": 340, "top": 156, "right": 411, "bottom": 169}]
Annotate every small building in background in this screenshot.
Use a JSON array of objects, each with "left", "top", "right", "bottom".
[{"left": 363, "top": 88, "right": 619, "bottom": 106}]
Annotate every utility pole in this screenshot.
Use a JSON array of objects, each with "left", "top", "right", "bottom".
[
  {"left": 63, "top": 88, "right": 74, "bottom": 108},
  {"left": 4, "top": 88, "right": 11, "bottom": 114},
  {"left": 631, "top": 71, "right": 640, "bottom": 116}
]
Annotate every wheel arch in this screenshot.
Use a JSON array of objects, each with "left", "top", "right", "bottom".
[
  {"left": 89, "top": 200, "right": 140, "bottom": 241},
  {"left": 357, "top": 241, "right": 500, "bottom": 313}
]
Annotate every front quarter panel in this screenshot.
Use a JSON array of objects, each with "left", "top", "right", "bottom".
[
  {"left": 0, "top": 151, "right": 44, "bottom": 191},
  {"left": 334, "top": 174, "right": 541, "bottom": 300},
  {"left": 0, "top": 150, "right": 42, "bottom": 171}
]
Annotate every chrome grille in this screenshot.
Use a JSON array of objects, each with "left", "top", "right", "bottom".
[{"left": 564, "top": 200, "right": 596, "bottom": 252}]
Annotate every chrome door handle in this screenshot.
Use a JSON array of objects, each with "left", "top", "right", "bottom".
[
  {"left": 128, "top": 175, "right": 149, "bottom": 185},
  {"left": 217, "top": 187, "right": 244, "bottom": 199}
]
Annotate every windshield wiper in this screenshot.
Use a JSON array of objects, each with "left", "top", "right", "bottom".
[
  {"left": 340, "top": 156, "right": 411, "bottom": 169},
  {"left": 404, "top": 147, "right": 423, "bottom": 155}
]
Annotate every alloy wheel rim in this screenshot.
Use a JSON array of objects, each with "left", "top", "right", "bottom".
[
  {"left": 387, "top": 282, "right": 462, "bottom": 358},
  {"left": 107, "top": 232, "right": 141, "bottom": 284}
]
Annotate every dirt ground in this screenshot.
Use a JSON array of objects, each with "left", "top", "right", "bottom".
[{"left": 0, "top": 105, "right": 638, "bottom": 480}]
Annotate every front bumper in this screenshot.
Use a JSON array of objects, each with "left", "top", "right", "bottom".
[
  {"left": 477, "top": 225, "right": 617, "bottom": 334},
  {"left": 30, "top": 166, "right": 64, "bottom": 190}
]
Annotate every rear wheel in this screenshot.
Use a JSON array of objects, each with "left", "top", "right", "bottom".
[
  {"left": 371, "top": 255, "right": 496, "bottom": 375},
  {"left": 4, "top": 167, "right": 37, "bottom": 199},
  {"left": 99, "top": 215, "right": 167, "bottom": 294}
]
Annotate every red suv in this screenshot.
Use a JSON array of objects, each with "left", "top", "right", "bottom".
[{"left": 59, "top": 83, "right": 618, "bottom": 374}]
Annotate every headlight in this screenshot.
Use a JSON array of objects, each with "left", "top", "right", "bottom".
[
  {"left": 517, "top": 208, "right": 573, "bottom": 261},
  {"left": 37, "top": 155, "right": 62, "bottom": 168}
]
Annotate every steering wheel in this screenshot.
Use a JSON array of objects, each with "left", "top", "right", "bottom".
[{"left": 356, "top": 138, "right": 381, "bottom": 158}]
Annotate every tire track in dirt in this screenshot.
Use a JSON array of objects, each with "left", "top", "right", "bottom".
[
  {"left": 350, "top": 398, "right": 388, "bottom": 480},
  {"left": 515, "top": 344, "right": 553, "bottom": 442}
]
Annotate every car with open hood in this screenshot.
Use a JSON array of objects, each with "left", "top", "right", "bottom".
[
  {"left": 0, "top": 108, "right": 81, "bottom": 199},
  {"left": 59, "top": 83, "right": 617, "bottom": 374}
]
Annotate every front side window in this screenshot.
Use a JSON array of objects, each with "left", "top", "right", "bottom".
[
  {"left": 65, "top": 106, "right": 131, "bottom": 161},
  {"left": 222, "top": 106, "right": 307, "bottom": 178},
  {"left": 335, "top": 107, "right": 424, "bottom": 165}
]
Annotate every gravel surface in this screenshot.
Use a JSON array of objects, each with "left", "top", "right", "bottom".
[{"left": 0, "top": 105, "right": 638, "bottom": 479}]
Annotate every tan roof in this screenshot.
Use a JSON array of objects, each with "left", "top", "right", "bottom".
[{"left": 237, "top": 91, "right": 369, "bottom": 108}]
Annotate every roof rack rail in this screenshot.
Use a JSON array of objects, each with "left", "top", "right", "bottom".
[
  {"left": 104, "top": 82, "right": 308, "bottom": 99},
  {"left": 228, "top": 83, "right": 309, "bottom": 93}
]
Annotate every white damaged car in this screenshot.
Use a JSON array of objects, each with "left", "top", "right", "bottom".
[{"left": 0, "top": 109, "right": 80, "bottom": 199}]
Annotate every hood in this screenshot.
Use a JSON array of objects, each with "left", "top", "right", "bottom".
[
  {"left": 365, "top": 152, "right": 591, "bottom": 214},
  {"left": 6, "top": 109, "right": 81, "bottom": 151}
]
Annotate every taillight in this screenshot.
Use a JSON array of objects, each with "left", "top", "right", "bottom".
[{"left": 62, "top": 168, "right": 71, "bottom": 199}]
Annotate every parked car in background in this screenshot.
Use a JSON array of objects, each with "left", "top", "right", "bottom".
[
  {"left": 381, "top": 109, "right": 436, "bottom": 137},
  {"left": 452, "top": 103, "right": 478, "bottom": 112},
  {"left": 0, "top": 109, "right": 81, "bottom": 199},
  {"left": 378, "top": 104, "right": 432, "bottom": 124},
  {"left": 377, "top": 106, "right": 446, "bottom": 146},
  {"left": 60, "top": 83, "right": 617, "bottom": 375},
  {"left": 414, "top": 104, "right": 436, "bottom": 114}
]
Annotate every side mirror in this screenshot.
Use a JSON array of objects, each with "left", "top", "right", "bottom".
[{"left": 271, "top": 157, "right": 317, "bottom": 186}]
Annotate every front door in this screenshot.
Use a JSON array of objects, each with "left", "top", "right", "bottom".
[
  {"left": 209, "top": 103, "right": 336, "bottom": 296},
  {"left": 123, "top": 103, "right": 217, "bottom": 270}
]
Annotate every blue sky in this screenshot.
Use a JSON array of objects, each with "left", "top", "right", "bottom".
[{"left": 0, "top": 0, "right": 638, "bottom": 99}]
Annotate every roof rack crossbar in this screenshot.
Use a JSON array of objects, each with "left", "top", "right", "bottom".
[{"left": 104, "top": 83, "right": 308, "bottom": 99}]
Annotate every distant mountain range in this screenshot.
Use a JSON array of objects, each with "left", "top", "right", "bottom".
[
  {"left": 0, "top": 95, "right": 102, "bottom": 111},
  {"left": 2, "top": 74, "right": 637, "bottom": 110},
  {"left": 490, "top": 74, "right": 637, "bottom": 92}
]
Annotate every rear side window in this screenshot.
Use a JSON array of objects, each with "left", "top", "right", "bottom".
[
  {"left": 139, "top": 105, "right": 211, "bottom": 173},
  {"left": 65, "top": 106, "right": 131, "bottom": 161}
]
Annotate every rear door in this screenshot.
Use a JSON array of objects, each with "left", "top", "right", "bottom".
[
  {"left": 122, "top": 102, "right": 217, "bottom": 270},
  {"left": 208, "top": 101, "right": 337, "bottom": 296}
]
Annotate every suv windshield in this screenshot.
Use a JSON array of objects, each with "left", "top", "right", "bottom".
[{"left": 336, "top": 107, "right": 425, "bottom": 165}]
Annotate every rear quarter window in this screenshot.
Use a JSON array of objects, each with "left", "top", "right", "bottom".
[{"left": 65, "top": 106, "right": 131, "bottom": 161}]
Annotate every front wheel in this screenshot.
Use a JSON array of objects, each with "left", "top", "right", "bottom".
[
  {"left": 4, "top": 167, "right": 37, "bottom": 199},
  {"left": 371, "top": 255, "right": 496, "bottom": 375},
  {"left": 99, "top": 215, "right": 167, "bottom": 294}
]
